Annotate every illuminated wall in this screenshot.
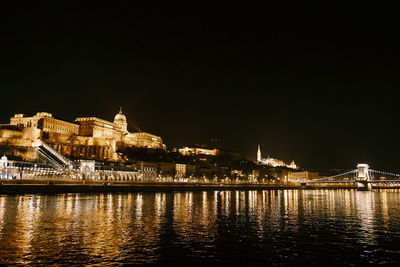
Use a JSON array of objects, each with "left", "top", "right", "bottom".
[
  {"left": 10, "top": 112, "right": 79, "bottom": 135},
  {"left": 179, "top": 147, "right": 218, "bottom": 156},
  {"left": 1, "top": 110, "right": 166, "bottom": 162}
]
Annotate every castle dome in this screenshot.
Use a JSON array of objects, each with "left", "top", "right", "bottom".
[
  {"left": 114, "top": 109, "right": 126, "bottom": 123},
  {"left": 114, "top": 108, "right": 128, "bottom": 132}
]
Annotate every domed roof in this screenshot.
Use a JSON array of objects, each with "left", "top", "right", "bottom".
[{"left": 114, "top": 107, "right": 127, "bottom": 123}]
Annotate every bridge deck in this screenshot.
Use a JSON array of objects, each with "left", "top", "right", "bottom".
[
  {"left": 368, "top": 180, "right": 400, "bottom": 183},
  {"left": 304, "top": 180, "right": 400, "bottom": 184},
  {"left": 304, "top": 180, "right": 355, "bottom": 184}
]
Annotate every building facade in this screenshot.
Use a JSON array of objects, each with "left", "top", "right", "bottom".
[
  {"left": 0, "top": 109, "right": 166, "bottom": 162},
  {"left": 179, "top": 147, "right": 218, "bottom": 156},
  {"left": 287, "top": 171, "right": 319, "bottom": 181},
  {"left": 256, "top": 144, "right": 299, "bottom": 170},
  {"left": 10, "top": 112, "right": 80, "bottom": 135}
]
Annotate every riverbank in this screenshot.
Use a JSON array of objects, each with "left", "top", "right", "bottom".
[
  {"left": 1, "top": 179, "right": 398, "bottom": 194},
  {"left": 0, "top": 179, "right": 298, "bottom": 193}
]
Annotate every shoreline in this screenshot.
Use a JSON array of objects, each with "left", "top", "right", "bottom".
[{"left": 1, "top": 179, "right": 399, "bottom": 194}]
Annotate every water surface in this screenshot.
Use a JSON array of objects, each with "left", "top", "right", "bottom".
[{"left": 1, "top": 190, "right": 400, "bottom": 265}]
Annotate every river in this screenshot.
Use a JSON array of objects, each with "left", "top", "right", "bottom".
[{"left": 1, "top": 190, "right": 400, "bottom": 265}]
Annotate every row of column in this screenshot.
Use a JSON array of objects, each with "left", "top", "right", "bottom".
[
  {"left": 95, "top": 171, "right": 141, "bottom": 181},
  {"left": 51, "top": 144, "right": 113, "bottom": 160}
]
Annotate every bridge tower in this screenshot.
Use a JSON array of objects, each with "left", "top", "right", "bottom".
[{"left": 357, "top": 163, "right": 372, "bottom": 191}]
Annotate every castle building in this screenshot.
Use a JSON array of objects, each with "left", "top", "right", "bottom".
[
  {"left": 256, "top": 144, "right": 299, "bottom": 169},
  {"left": 11, "top": 112, "right": 79, "bottom": 135},
  {"left": 0, "top": 109, "right": 166, "bottom": 162}
]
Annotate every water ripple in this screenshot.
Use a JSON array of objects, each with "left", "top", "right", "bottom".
[{"left": 1, "top": 190, "right": 400, "bottom": 264}]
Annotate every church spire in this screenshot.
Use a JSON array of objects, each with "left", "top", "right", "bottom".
[
  {"left": 257, "top": 144, "right": 262, "bottom": 162},
  {"left": 119, "top": 107, "right": 122, "bottom": 113}
]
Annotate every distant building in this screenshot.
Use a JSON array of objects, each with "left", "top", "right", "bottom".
[
  {"left": 137, "top": 161, "right": 158, "bottom": 181},
  {"left": 288, "top": 171, "right": 319, "bottom": 181},
  {"left": 179, "top": 147, "right": 218, "bottom": 156},
  {"left": 175, "top": 163, "right": 186, "bottom": 178},
  {"left": 178, "top": 146, "right": 241, "bottom": 160},
  {"left": 256, "top": 144, "right": 299, "bottom": 169}
]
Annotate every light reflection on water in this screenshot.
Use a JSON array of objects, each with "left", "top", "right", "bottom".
[{"left": 1, "top": 190, "right": 400, "bottom": 265}]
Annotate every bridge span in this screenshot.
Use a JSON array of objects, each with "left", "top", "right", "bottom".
[{"left": 301, "top": 164, "right": 400, "bottom": 191}]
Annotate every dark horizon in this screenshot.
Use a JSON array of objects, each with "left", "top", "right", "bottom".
[{"left": 1, "top": 3, "right": 400, "bottom": 171}]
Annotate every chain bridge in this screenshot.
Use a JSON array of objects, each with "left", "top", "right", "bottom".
[{"left": 301, "top": 164, "right": 400, "bottom": 190}]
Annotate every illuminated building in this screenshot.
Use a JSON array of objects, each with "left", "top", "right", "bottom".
[
  {"left": 11, "top": 112, "right": 80, "bottom": 135},
  {"left": 123, "top": 132, "right": 164, "bottom": 150},
  {"left": 75, "top": 117, "right": 121, "bottom": 139},
  {"left": 287, "top": 160, "right": 298, "bottom": 169},
  {"left": 113, "top": 107, "right": 128, "bottom": 132},
  {"left": 175, "top": 164, "right": 186, "bottom": 178},
  {"left": 287, "top": 170, "right": 319, "bottom": 181},
  {"left": 0, "top": 155, "right": 7, "bottom": 168},
  {"left": 179, "top": 147, "right": 218, "bottom": 156},
  {"left": 136, "top": 162, "right": 158, "bottom": 180},
  {"left": 178, "top": 146, "right": 241, "bottom": 161},
  {"left": 0, "top": 109, "right": 166, "bottom": 162},
  {"left": 256, "top": 144, "right": 299, "bottom": 169}
]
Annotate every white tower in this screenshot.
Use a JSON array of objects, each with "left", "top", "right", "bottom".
[
  {"left": 0, "top": 155, "right": 7, "bottom": 169},
  {"left": 357, "top": 164, "right": 370, "bottom": 181},
  {"left": 357, "top": 163, "right": 372, "bottom": 191},
  {"left": 257, "top": 144, "right": 262, "bottom": 162}
]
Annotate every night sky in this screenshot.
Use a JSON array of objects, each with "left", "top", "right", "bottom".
[{"left": 1, "top": 3, "right": 399, "bottom": 171}]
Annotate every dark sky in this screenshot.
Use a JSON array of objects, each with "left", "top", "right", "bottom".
[{"left": 1, "top": 2, "right": 399, "bottom": 171}]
